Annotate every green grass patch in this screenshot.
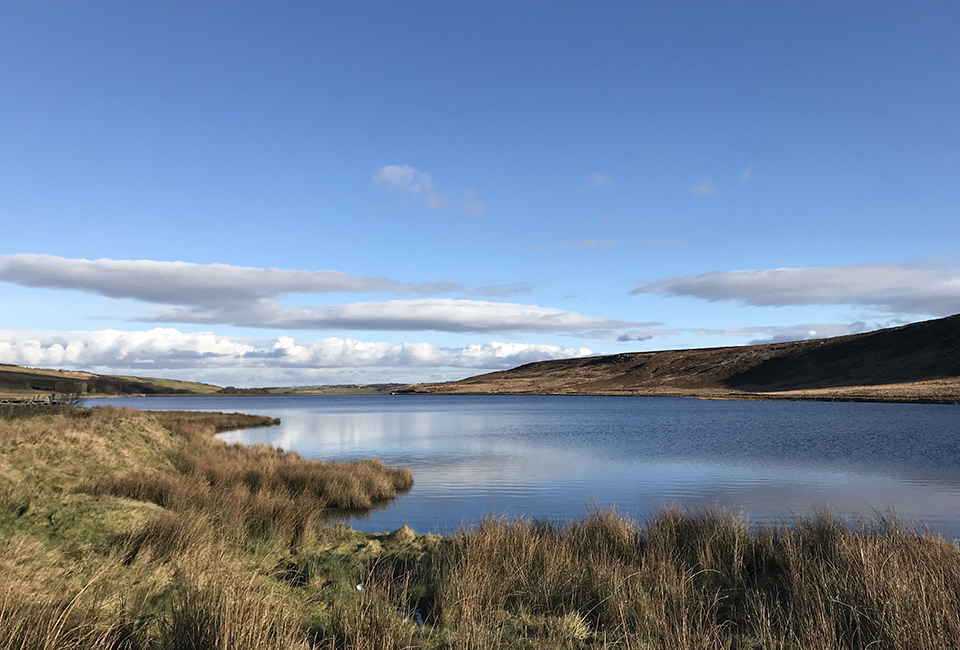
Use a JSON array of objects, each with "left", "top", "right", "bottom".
[{"left": 115, "top": 375, "right": 223, "bottom": 394}]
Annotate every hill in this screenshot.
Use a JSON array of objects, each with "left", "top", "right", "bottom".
[
  {"left": 398, "top": 314, "right": 960, "bottom": 403},
  {"left": 0, "top": 364, "right": 222, "bottom": 397},
  {"left": 0, "top": 364, "right": 405, "bottom": 399}
]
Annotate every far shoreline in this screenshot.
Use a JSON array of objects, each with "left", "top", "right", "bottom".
[{"left": 75, "top": 387, "right": 960, "bottom": 406}]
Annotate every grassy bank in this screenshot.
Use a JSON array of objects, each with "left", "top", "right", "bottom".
[{"left": 2, "top": 408, "right": 959, "bottom": 649}]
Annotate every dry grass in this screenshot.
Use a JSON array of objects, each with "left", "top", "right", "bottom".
[
  {"left": 0, "top": 407, "right": 414, "bottom": 648},
  {"left": 4, "top": 408, "right": 960, "bottom": 649},
  {"left": 409, "top": 508, "right": 960, "bottom": 649},
  {"left": 76, "top": 409, "right": 413, "bottom": 549},
  {"left": 306, "top": 508, "right": 960, "bottom": 649},
  {"left": 0, "top": 567, "right": 310, "bottom": 650}
]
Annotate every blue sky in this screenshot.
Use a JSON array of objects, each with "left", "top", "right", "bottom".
[{"left": 1, "top": 1, "right": 958, "bottom": 386}]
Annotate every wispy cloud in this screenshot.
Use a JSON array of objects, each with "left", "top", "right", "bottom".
[
  {"left": 585, "top": 172, "right": 612, "bottom": 190},
  {"left": 689, "top": 178, "right": 717, "bottom": 197},
  {"left": 738, "top": 321, "right": 876, "bottom": 344},
  {"left": 472, "top": 282, "right": 535, "bottom": 298},
  {"left": 632, "top": 262, "right": 960, "bottom": 316},
  {"left": 740, "top": 166, "right": 754, "bottom": 182},
  {"left": 146, "top": 298, "right": 642, "bottom": 335},
  {"left": 0, "top": 328, "right": 591, "bottom": 372},
  {"left": 583, "top": 320, "right": 900, "bottom": 345},
  {"left": 373, "top": 164, "right": 485, "bottom": 217}
]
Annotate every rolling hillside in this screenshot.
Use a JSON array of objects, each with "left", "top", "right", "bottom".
[
  {"left": 0, "top": 365, "right": 222, "bottom": 397},
  {"left": 399, "top": 314, "right": 960, "bottom": 403}
]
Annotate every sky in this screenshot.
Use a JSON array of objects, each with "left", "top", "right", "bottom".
[{"left": 1, "top": 1, "right": 958, "bottom": 387}]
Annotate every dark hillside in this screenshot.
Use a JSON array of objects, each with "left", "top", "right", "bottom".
[
  {"left": 399, "top": 314, "right": 960, "bottom": 403},
  {"left": 0, "top": 365, "right": 218, "bottom": 396}
]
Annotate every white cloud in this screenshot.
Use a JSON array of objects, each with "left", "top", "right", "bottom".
[
  {"left": 0, "top": 329, "right": 256, "bottom": 369},
  {"left": 0, "top": 319, "right": 912, "bottom": 386},
  {"left": 740, "top": 166, "right": 754, "bottom": 182},
  {"left": 689, "top": 178, "right": 717, "bottom": 197},
  {"left": 0, "top": 255, "right": 635, "bottom": 335},
  {"left": 448, "top": 341, "right": 592, "bottom": 368},
  {"left": 0, "top": 254, "right": 534, "bottom": 304},
  {"left": 0, "top": 254, "right": 462, "bottom": 305},
  {"left": 372, "top": 164, "right": 436, "bottom": 195},
  {"left": 0, "top": 328, "right": 592, "bottom": 373},
  {"left": 585, "top": 172, "right": 612, "bottom": 190},
  {"left": 632, "top": 263, "right": 960, "bottom": 316},
  {"left": 373, "top": 164, "right": 485, "bottom": 217},
  {"left": 147, "top": 298, "right": 642, "bottom": 334}
]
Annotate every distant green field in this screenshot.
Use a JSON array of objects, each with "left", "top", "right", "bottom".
[{"left": 116, "top": 375, "right": 223, "bottom": 394}]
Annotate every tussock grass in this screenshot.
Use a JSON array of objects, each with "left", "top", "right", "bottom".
[
  {"left": 0, "top": 407, "right": 414, "bottom": 648},
  {"left": 309, "top": 507, "right": 960, "bottom": 649},
  {"left": 0, "top": 569, "right": 310, "bottom": 650},
  {"left": 407, "top": 508, "right": 960, "bottom": 649},
  {"left": 77, "top": 409, "right": 413, "bottom": 549},
  {"left": 4, "top": 408, "right": 960, "bottom": 649}
]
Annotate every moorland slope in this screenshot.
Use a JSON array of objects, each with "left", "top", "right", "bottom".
[
  {"left": 0, "top": 364, "right": 222, "bottom": 397},
  {"left": 399, "top": 314, "right": 960, "bottom": 403}
]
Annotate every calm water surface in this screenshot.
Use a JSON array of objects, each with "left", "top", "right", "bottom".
[{"left": 98, "top": 395, "right": 960, "bottom": 537}]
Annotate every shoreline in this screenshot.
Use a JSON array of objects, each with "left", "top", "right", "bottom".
[{"left": 6, "top": 386, "right": 957, "bottom": 405}]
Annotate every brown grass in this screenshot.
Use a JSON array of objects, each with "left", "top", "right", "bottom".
[
  {"left": 4, "top": 408, "right": 960, "bottom": 649},
  {"left": 76, "top": 409, "right": 413, "bottom": 549},
  {"left": 407, "top": 508, "right": 960, "bottom": 649},
  {"left": 0, "top": 568, "right": 310, "bottom": 650},
  {"left": 307, "top": 508, "right": 960, "bottom": 649}
]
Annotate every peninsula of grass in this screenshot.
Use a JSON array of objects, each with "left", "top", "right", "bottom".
[{"left": 2, "top": 407, "right": 960, "bottom": 649}]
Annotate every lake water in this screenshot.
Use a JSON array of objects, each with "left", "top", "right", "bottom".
[{"left": 96, "top": 395, "right": 960, "bottom": 538}]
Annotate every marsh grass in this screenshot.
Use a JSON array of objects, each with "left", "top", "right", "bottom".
[
  {"left": 4, "top": 407, "right": 960, "bottom": 649},
  {"left": 410, "top": 508, "right": 960, "bottom": 649},
  {"left": 76, "top": 408, "right": 413, "bottom": 549},
  {"left": 0, "top": 569, "right": 309, "bottom": 650}
]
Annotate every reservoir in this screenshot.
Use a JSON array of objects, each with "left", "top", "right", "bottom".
[{"left": 98, "top": 395, "right": 960, "bottom": 538}]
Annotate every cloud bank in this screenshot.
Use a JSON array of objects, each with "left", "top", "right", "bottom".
[
  {"left": 633, "top": 263, "right": 960, "bottom": 316},
  {"left": 0, "top": 256, "right": 640, "bottom": 335},
  {"left": 0, "top": 329, "right": 592, "bottom": 372}
]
